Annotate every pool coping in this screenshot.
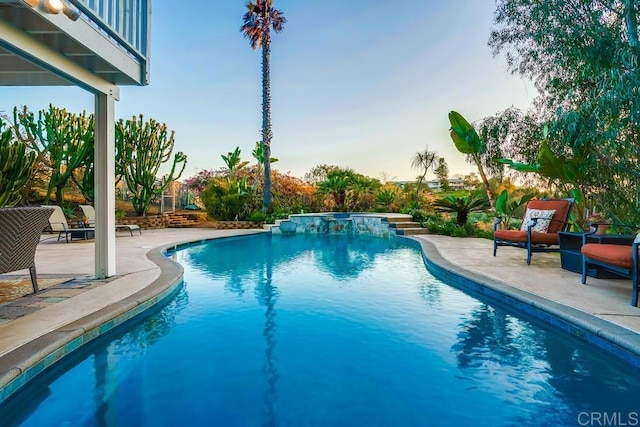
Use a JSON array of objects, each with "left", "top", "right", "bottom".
[
  {"left": 0, "top": 230, "right": 267, "bottom": 404},
  {"left": 0, "top": 245, "right": 186, "bottom": 403},
  {"left": 406, "top": 236, "right": 640, "bottom": 368}
]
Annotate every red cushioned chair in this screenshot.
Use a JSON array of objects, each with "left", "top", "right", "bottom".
[
  {"left": 581, "top": 231, "right": 639, "bottom": 307},
  {"left": 493, "top": 198, "right": 574, "bottom": 265}
]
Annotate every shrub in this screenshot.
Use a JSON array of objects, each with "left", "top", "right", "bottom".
[
  {"left": 248, "top": 211, "right": 267, "bottom": 223},
  {"left": 201, "top": 178, "right": 256, "bottom": 221}
]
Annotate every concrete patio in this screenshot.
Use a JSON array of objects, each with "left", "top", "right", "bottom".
[{"left": 1, "top": 229, "right": 639, "bottom": 398}]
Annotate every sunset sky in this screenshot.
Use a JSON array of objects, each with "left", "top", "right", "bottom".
[{"left": 0, "top": 0, "right": 535, "bottom": 182}]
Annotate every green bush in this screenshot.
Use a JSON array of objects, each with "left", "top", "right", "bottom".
[
  {"left": 409, "top": 209, "right": 428, "bottom": 223},
  {"left": 201, "top": 178, "right": 255, "bottom": 221},
  {"left": 265, "top": 206, "right": 293, "bottom": 224},
  {"left": 424, "top": 214, "right": 493, "bottom": 239},
  {"left": 248, "top": 211, "right": 267, "bottom": 223}
]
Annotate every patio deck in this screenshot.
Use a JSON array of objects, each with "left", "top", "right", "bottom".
[{"left": 0, "top": 229, "right": 639, "bottom": 397}]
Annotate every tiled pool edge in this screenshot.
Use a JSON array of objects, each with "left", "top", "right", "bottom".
[
  {"left": 0, "top": 247, "right": 184, "bottom": 404},
  {"left": 0, "top": 230, "right": 266, "bottom": 404},
  {"left": 406, "top": 236, "right": 640, "bottom": 369}
]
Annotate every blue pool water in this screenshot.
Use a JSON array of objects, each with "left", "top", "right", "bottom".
[{"left": 1, "top": 234, "right": 639, "bottom": 426}]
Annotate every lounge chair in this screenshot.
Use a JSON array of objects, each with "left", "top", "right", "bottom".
[
  {"left": 79, "top": 205, "right": 142, "bottom": 236},
  {"left": 0, "top": 206, "right": 54, "bottom": 292},
  {"left": 581, "top": 230, "right": 640, "bottom": 306},
  {"left": 493, "top": 198, "right": 574, "bottom": 264},
  {"left": 43, "top": 205, "right": 95, "bottom": 243}
]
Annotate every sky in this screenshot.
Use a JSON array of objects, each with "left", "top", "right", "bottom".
[{"left": 0, "top": 0, "right": 536, "bottom": 182}]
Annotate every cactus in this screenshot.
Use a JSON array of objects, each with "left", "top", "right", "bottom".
[
  {"left": 0, "top": 117, "right": 36, "bottom": 207},
  {"left": 115, "top": 115, "right": 187, "bottom": 216},
  {"left": 13, "top": 105, "right": 94, "bottom": 204}
]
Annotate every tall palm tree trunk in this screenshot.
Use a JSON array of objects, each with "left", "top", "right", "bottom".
[
  {"left": 626, "top": 0, "right": 638, "bottom": 49},
  {"left": 262, "top": 30, "right": 273, "bottom": 213}
]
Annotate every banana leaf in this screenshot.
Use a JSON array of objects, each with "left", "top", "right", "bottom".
[{"left": 448, "top": 111, "right": 483, "bottom": 154}]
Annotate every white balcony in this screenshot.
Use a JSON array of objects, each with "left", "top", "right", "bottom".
[{"left": 0, "top": 0, "right": 150, "bottom": 90}]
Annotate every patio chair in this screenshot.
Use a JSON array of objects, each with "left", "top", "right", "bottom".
[
  {"left": 43, "top": 205, "right": 95, "bottom": 243},
  {"left": 493, "top": 198, "right": 574, "bottom": 265},
  {"left": 0, "top": 206, "right": 54, "bottom": 293},
  {"left": 581, "top": 229, "right": 640, "bottom": 306},
  {"left": 79, "top": 205, "right": 142, "bottom": 236}
]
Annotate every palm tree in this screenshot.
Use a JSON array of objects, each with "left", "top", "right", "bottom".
[
  {"left": 411, "top": 146, "right": 439, "bottom": 198},
  {"left": 318, "top": 168, "right": 354, "bottom": 211},
  {"left": 241, "top": 0, "right": 286, "bottom": 213},
  {"left": 434, "top": 193, "right": 489, "bottom": 226}
]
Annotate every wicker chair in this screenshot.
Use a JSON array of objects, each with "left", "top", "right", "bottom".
[{"left": 0, "top": 206, "right": 54, "bottom": 293}]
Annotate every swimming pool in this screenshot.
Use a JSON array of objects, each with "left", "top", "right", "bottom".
[{"left": 1, "top": 233, "right": 638, "bottom": 426}]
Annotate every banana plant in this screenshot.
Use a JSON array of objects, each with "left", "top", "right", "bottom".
[
  {"left": 251, "top": 141, "right": 278, "bottom": 192},
  {"left": 448, "top": 111, "right": 496, "bottom": 209},
  {"left": 495, "top": 190, "right": 535, "bottom": 229},
  {"left": 498, "top": 127, "right": 587, "bottom": 229},
  {"left": 221, "top": 147, "right": 249, "bottom": 180},
  {"left": 0, "top": 118, "right": 36, "bottom": 207},
  {"left": 251, "top": 141, "right": 278, "bottom": 165}
]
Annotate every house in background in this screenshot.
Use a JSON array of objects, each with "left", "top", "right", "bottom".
[
  {"left": 426, "top": 177, "right": 469, "bottom": 192},
  {"left": 392, "top": 177, "right": 473, "bottom": 192},
  {"left": 0, "top": 0, "right": 151, "bottom": 278}
]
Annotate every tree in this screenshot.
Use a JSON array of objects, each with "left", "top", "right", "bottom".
[
  {"left": 411, "top": 146, "right": 439, "bottom": 198},
  {"left": 434, "top": 158, "right": 450, "bottom": 192},
  {"left": 317, "top": 168, "right": 354, "bottom": 212},
  {"left": 489, "top": 0, "right": 640, "bottom": 224},
  {"left": 434, "top": 193, "right": 490, "bottom": 226},
  {"left": 463, "top": 173, "right": 480, "bottom": 190},
  {"left": 241, "top": 0, "right": 286, "bottom": 213},
  {"left": 115, "top": 115, "right": 187, "bottom": 216},
  {"left": 448, "top": 111, "right": 496, "bottom": 209},
  {"left": 13, "top": 105, "right": 93, "bottom": 205},
  {"left": 304, "top": 164, "right": 340, "bottom": 185},
  {"left": 0, "top": 117, "right": 35, "bottom": 207}
]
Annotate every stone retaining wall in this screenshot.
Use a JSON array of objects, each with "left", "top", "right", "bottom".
[
  {"left": 115, "top": 214, "right": 261, "bottom": 230},
  {"left": 209, "top": 220, "right": 264, "bottom": 230},
  {"left": 116, "top": 214, "right": 169, "bottom": 230}
]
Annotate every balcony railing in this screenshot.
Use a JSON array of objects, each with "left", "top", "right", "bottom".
[{"left": 69, "top": 0, "right": 149, "bottom": 60}]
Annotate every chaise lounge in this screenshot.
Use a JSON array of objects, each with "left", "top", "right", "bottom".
[
  {"left": 43, "top": 205, "right": 95, "bottom": 243},
  {"left": 493, "top": 198, "right": 574, "bottom": 264},
  {"left": 581, "top": 231, "right": 640, "bottom": 306},
  {"left": 79, "top": 205, "right": 142, "bottom": 236}
]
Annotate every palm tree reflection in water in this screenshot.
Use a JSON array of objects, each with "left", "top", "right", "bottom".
[{"left": 255, "top": 246, "right": 279, "bottom": 427}]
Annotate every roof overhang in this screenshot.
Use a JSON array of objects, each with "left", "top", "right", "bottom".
[{"left": 0, "top": 0, "right": 150, "bottom": 96}]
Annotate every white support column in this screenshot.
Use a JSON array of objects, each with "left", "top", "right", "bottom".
[{"left": 94, "top": 93, "right": 117, "bottom": 278}]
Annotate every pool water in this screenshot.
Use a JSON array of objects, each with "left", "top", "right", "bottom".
[{"left": 1, "top": 234, "right": 639, "bottom": 426}]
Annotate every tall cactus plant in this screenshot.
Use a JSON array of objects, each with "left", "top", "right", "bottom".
[
  {"left": 13, "top": 105, "right": 94, "bottom": 205},
  {"left": 115, "top": 115, "right": 187, "bottom": 216},
  {"left": 0, "top": 118, "right": 36, "bottom": 207}
]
